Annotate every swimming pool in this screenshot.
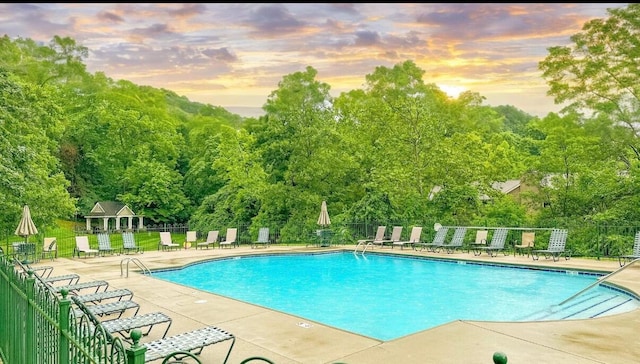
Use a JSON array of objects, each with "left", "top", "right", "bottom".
[{"left": 152, "top": 251, "right": 640, "bottom": 341}]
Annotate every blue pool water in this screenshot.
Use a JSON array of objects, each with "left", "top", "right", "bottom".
[{"left": 152, "top": 252, "right": 640, "bottom": 341}]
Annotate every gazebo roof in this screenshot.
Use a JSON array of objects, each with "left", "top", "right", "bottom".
[{"left": 85, "top": 201, "right": 136, "bottom": 218}]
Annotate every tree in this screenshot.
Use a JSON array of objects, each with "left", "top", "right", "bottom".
[
  {"left": 539, "top": 4, "right": 640, "bottom": 159},
  {"left": 0, "top": 70, "right": 76, "bottom": 233}
]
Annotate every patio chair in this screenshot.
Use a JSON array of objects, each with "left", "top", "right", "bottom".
[
  {"left": 159, "top": 232, "right": 180, "bottom": 251},
  {"left": 29, "top": 264, "right": 54, "bottom": 278},
  {"left": 252, "top": 227, "right": 270, "bottom": 249},
  {"left": 42, "top": 273, "right": 80, "bottom": 286},
  {"left": 417, "top": 227, "right": 449, "bottom": 252},
  {"left": 466, "top": 230, "right": 488, "bottom": 252},
  {"left": 440, "top": 227, "right": 467, "bottom": 254},
  {"left": 196, "top": 230, "right": 219, "bottom": 250},
  {"left": 103, "top": 311, "right": 173, "bottom": 341},
  {"left": 97, "top": 233, "right": 120, "bottom": 256},
  {"left": 74, "top": 236, "right": 100, "bottom": 258},
  {"left": 74, "top": 299, "right": 140, "bottom": 319},
  {"left": 41, "top": 237, "right": 57, "bottom": 260},
  {"left": 122, "top": 231, "right": 142, "bottom": 254},
  {"left": 219, "top": 228, "right": 238, "bottom": 249},
  {"left": 75, "top": 288, "right": 134, "bottom": 304},
  {"left": 378, "top": 226, "right": 403, "bottom": 249},
  {"left": 143, "top": 325, "right": 236, "bottom": 363},
  {"left": 514, "top": 231, "right": 535, "bottom": 257},
  {"left": 185, "top": 231, "right": 197, "bottom": 249},
  {"left": 532, "top": 229, "right": 570, "bottom": 262},
  {"left": 472, "top": 228, "right": 509, "bottom": 257},
  {"left": 619, "top": 231, "right": 640, "bottom": 267},
  {"left": 357, "top": 226, "right": 388, "bottom": 248},
  {"left": 16, "top": 260, "right": 54, "bottom": 278},
  {"left": 50, "top": 279, "right": 110, "bottom": 295},
  {"left": 393, "top": 226, "right": 423, "bottom": 250}
]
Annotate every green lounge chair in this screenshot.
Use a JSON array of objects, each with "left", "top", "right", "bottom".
[
  {"left": 97, "top": 233, "right": 120, "bottom": 256},
  {"left": 532, "top": 229, "right": 570, "bottom": 262},
  {"left": 619, "top": 231, "right": 640, "bottom": 267},
  {"left": 122, "top": 232, "right": 142, "bottom": 254},
  {"left": 473, "top": 228, "right": 509, "bottom": 257},
  {"left": 252, "top": 227, "right": 270, "bottom": 249},
  {"left": 418, "top": 227, "right": 449, "bottom": 252},
  {"left": 440, "top": 227, "right": 467, "bottom": 254}
]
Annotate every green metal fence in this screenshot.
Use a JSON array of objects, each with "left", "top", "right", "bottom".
[{"left": 0, "top": 254, "right": 152, "bottom": 364}]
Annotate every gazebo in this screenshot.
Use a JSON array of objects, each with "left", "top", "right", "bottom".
[{"left": 84, "top": 201, "right": 144, "bottom": 232}]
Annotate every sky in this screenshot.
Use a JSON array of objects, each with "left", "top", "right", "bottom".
[{"left": 0, "top": 3, "right": 629, "bottom": 118}]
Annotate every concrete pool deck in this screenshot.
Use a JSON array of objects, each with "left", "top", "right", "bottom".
[{"left": 33, "top": 245, "right": 640, "bottom": 364}]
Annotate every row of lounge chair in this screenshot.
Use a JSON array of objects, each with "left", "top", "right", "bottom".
[
  {"left": 358, "top": 225, "right": 572, "bottom": 261},
  {"left": 16, "top": 261, "right": 235, "bottom": 362},
  {"left": 74, "top": 232, "right": 143, "bottom": 258},
  {"left": 73, "top": 228, "right": 270, "bottom": 258},
  {"left": 160, "top": 227, "right": 273, "bottom": 250}
]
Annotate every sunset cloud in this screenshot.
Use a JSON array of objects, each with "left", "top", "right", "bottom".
[{"left": 0, "top": 3, "right": 628, "bottom": 117}]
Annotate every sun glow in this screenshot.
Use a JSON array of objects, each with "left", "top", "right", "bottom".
[{"left": 438, "top": 84, "right": 468, "bottom": 98}]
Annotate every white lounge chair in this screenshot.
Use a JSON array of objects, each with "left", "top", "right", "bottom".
[
  {"left": 393, "top": 226, "right": 422, "bottom": 250},
  {"left": 467, "top": 230, "right": 488, "bottom": 253},
  {"left": 514, "top": 231, "right": 535, "bottom": 257},
  {"left": 384, "top": 226, "right": 403, "bottom": 248},
  {"left": 75, "top": 236, "right": 100, "bottom": 258},
  {"left": 159, "top": 232, "right": 180, "bottom": 251},
  {"left": 185, "top": 231, "right": 197, "bottom": 249},
  {"left": 196, "top": 230, "right": 219, "bottom": 250},
  {"left": 42, "top": 237, "right": 57, "bottom": 260},
  {"left": 219, "top": 228, "right": 238, "bottom": 249},
  {"left": 357, "top": 226, "right": 388, "bottom": 248}
]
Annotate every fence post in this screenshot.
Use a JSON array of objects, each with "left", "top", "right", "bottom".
[
  {"left": 58, "top": 289, "right": 71, "bottom": 364},
  {"left": 126, "top": 329, "right": 147, "bottom": 364},
  {"left": 25, "top": 271, "right": 36, "bottom": 364}
]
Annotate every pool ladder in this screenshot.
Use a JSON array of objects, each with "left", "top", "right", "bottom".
[
  {"left": 120, "top": 257, "right": 151, "bottom": 277},
  {"left": 354, "top": 241, "right": 372, "bottom": 255}
]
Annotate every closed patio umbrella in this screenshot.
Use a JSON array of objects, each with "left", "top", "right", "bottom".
[
  {"left": 15, "top": 205, "right": 38, "bottom": 263},
  {"left": 317, "top": 201, "right": 332, "bottom": 247},
  {"left": 317, "top": 200, "right": 331, "bottom": 227}
]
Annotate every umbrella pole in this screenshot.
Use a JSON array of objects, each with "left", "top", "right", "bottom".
[{"left": 21, "top": 236, "right": 32, "bottom": 265}]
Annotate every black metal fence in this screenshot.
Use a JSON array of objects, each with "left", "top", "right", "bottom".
[{"left": 2, "top": 220, "right": 640, "bottom": 260}]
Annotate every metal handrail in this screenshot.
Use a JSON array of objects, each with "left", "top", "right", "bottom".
[
  {"left": 120, "top": 257, "right": 151, "bottom": 277},
  {"left": 353, "top": 241, "right": 370, "bottom": 255},
  {"left": 558, "top": 258, "right": 639, "bottom": 306}
]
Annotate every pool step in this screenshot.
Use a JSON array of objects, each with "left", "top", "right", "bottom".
[{"left": 519, "top": 291, "right": 640, "bottom": 321}]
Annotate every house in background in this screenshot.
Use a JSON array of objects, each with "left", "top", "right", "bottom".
[
  {"left": 430, "top": 179, "right": 539, "bottom": 206},
  {"left": 84, "top": 201, "right": 144, "bottom": 232},
  {"left": 480, "top": 179, "right": 535, "bottom": 203}
]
